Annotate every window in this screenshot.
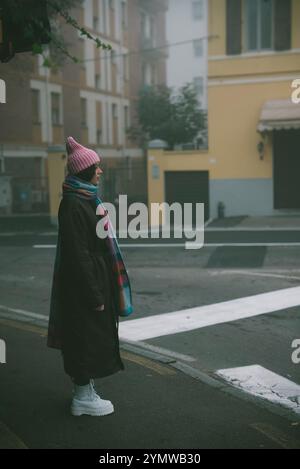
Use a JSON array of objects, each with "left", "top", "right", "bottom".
[
  {"left": 142, "top": 63, "right": 147, "bottom": 85},
  {"left": 150, "top": 17, "right": 155, "bottom": 40},
  {"left": 141, "top": 12, "right": 153, "bottom": 40},
  {"left": 103, "top": 0, "right": 107, "bottom": 34},
  {"left": 227, "top": 0, "right": 291, "bottom": 55},
  {"left": 51, "top": 92, "right": 61, "bottom": 125},
  {"left": 111, "top": 50, "right": 117, "bottom": 65},
  {"left": 97, "top": 129, "right": 102, "bottom": 144},
  {"left": 151, "top": 64, "right": 156, "bottom": 85},
  {"left": 124, "top": 105, "right": 129, "bottom": 130},
  {"left": 121, "top": 1, "right": 127, "bottom": 28},
  {"left": 244, "top": 0, "right": 273, "bottom": 51},
  {"left": 109, "top": 0, "right": 114, "bottom": 10},
  {"left": 141, "top": 13, "right": 146, "bottom": 38},
  {"left": 142, "top": 63, "right": 152, "bottom": 86},
  {"left": 192, "top": 1, "right": 204, "bottom": 20},
  {"left": 80, "top": 98, "right": 87, "bottom": 127},
  {"left": 95, "top": 74, "right": 101, "bottom": 89},
  {"left": 31, "top": 89, "right": 40, "bottom": 124},
  {"left": 193, "top": 77, "right": 204, "bottom": 97},
  {"left": 123, "top": 54, "right": 129, "bottom": 80},
  {"left": 193, "top": 39, "right": 203, "bottom": 57},
  {"left": 93, "top": 16, "right": 99, "bottom": 31},
  {"left": 112, "top": 103, "right": 118, "bottom": 119},
  {"left": 79, "top": 39, "right": 85, "bottom": 67}
]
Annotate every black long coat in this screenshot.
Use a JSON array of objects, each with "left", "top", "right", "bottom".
[{"left": 56, "top": 195, "right": 125, "bottom": 380}]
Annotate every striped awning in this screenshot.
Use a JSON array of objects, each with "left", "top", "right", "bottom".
[{"left": 257, "top": 99, "right": 300, "bottom": 132}]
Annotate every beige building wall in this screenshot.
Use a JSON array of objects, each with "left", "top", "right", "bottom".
[{"left": 147, "top": 0, "right": 300, "bottom": 223}]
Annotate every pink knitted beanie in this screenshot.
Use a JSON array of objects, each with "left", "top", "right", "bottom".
[{"left": 66, "top": 136, "right": 101, "bottom": 175}]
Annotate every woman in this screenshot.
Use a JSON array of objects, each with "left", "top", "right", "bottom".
[{"left": 47, "top": 136, "right": 132, "bottom": 417}]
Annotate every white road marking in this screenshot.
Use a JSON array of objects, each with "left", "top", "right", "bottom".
[
  {"left": 216, "top": 365, "right": 300, "bottom": 415},
  {"left": 33, "top": 242, "right": 300, "bottom": 249},
  {"left": 38, "top": 232, "right": 58, "bottom": 236},
  {"left": 33, "top": 245, "right": 57, "bottom": 248},
  {"left": 3, "top": 227, "right": 300, "bottom": 237},
  {"left": 209, "top": 270, "right": 300, "bottom": 281},
  {"left": 0, "top": 231, "right": 35, "bottom": 236},
  {"left": 119, "top": 286, "right": 300, "bottom": 341},
  {"left": 33, "top": 244, "right": 200, "bottom": 248},
  {"left": 206, "top": 227, "right": 300, "bottom": 232},
  {"left": 205, "top": 243, "right": 300, "bottom": 247}
]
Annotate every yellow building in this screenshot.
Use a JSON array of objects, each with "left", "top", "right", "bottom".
[{"left": 148, "top": 0, "right": 300, "bottom": 224}]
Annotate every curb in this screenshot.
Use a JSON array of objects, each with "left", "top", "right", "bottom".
[{"left": 0, "top": 309, "right": 299, "bottom": 425}]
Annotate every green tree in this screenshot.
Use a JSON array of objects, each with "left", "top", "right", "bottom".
[
  {"left": 0, "top": 0, "right": 112, "bottom": 69},
  {"left": 129, "top": 83, "right": 206, "bottom": 151}
]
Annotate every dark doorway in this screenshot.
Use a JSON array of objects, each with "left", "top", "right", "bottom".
[
  {"left": 165, "top": 171, "right": 209, "bottom": 226},
  {"left": 274, "top": 130, "right": 300, "bottom": 209}
]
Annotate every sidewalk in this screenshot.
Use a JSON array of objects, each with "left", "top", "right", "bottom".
[
  {"left": 1, "top": 317, "right": 300, "bottom": 449},
  {"left": 2, "top": 214, "right": 300, "bottom": 236},
  {"left": 0, "top": 214, "right": 53, "bottom": 233},
  {"left": 206, "top": 215, "right": 300, "bottom": 229}
]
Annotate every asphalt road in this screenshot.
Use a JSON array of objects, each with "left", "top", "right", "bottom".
[
  {"left": 0, "top": 227, "right": 300, "bottom": 448},
  {"left": 2, "top": 228, "right": 300, "bottom": 246}
]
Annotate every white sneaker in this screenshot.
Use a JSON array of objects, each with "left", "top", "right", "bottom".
[{"left": 71, "top": 381, "right": 114, "bottom": 417}]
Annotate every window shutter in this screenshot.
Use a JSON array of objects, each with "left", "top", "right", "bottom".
[
  {"left": 274, "top": 0, "right": 291, "bottom": 51},
  {"left": 226, "top": 0, "right": 242, "bottom": 55}
]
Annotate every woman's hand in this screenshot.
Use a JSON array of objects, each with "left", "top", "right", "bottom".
[{"left": 95, "top": 304, "right": 105, "bottom": 311}]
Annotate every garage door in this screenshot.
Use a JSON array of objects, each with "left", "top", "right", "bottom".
[
  {"left": 274, "top": 130, "right": 300, "bottom": 209},
  {"left": 164, "top": 171, "right": 209, "bottom": 226}
]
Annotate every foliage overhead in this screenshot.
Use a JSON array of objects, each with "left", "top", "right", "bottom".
[{"left": 0, "top": 0, "right": 113, "bottom": 69}]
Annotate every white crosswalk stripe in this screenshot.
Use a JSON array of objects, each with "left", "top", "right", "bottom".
[
  {"left": 119, "top": 286, "right": 300, "bottom": 341},
  {"left": 216, "top": 365, "right": 300, "bottom": 415}
]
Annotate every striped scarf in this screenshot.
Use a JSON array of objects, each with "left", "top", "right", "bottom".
[{"left": 47, "top": 174, "right": 133, "bottom": 350}]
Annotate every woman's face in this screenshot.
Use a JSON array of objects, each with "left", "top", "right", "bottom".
[{"left": 90, "top": 162, "right": 103, "bottom": 185}]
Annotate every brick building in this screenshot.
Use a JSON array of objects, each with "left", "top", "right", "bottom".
[{"left": 0, "top": 0, "right": 167, "bottom": 216}]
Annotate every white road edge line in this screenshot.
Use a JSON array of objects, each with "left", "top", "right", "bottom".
[{"left": 205, "top": 227, "right": 300, "bottom": 232}]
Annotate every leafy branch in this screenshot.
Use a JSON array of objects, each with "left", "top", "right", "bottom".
[
  {"left": 0, "top": 0, "right": 114, "bottom": 69},
  {"left": 47, "top": 0, "right": 112, "bottom": 52},
  {"left": 32, "top": 0, "right": 113, "bottom": 69}
]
